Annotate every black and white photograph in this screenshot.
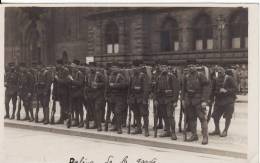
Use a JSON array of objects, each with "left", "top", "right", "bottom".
[{"left": 1, "top": 3, "right": 259, "bottom": 163}]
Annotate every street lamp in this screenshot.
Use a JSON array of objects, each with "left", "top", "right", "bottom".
[{"left": 216, "top": 15, "right": 226, "bottom": 65}]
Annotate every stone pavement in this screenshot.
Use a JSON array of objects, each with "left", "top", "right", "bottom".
[
  {"left": 4, "top": 95, "right": 248, "bottom": 159},
  {"left": 3, "top": 127, "right": 249, "bottom": 163}
]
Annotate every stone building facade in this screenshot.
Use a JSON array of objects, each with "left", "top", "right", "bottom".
[{"left": 5, "top": 7, "right": 248, "bottom": 66}]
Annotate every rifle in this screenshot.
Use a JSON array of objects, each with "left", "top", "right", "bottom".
[
  {"left": 66, "top": 75, "right": 73, "bottom": 128},
  {"left": 154, "top": 100, "right": 158, "bottom": 138},
  {"left": 127, "top": 105, "right": 131, "bottom": 134},
  {"left": 127, "top": 73, "right": 131, "bottom": 134},
  {"left": 35, "top": 73, "right": 40, "bottom": 123},
  {"left": 50, "top": 97, "right": 56, "bottom": 124},
  {"left": 104, "top": 102, "right": 110, "bottom": 132},
  {"left": 50, "top": 77, "right": 57, "bottom": 124},
  {"left": 207, "top": 101, "right": 214, "bottom": 123},
  {"left": 178, "top": 94, "right": 183, "bottom": 133},
  {"left": 17, "top": 95, "right": 22, "bottom": 120},
  {"left": 183, "top": 104, "right": 188, "bottom": 141}
]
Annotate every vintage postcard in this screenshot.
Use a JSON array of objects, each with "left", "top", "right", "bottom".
[{"left": 1, "top": 3, "right": 259, "bottom": 163}]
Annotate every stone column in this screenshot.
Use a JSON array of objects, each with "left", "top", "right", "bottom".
[{"left": 181, "top": 27, "right": 194, "bottom": 51}]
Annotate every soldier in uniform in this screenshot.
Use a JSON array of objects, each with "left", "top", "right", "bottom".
[
  {"left": 108, "top": 63, "right": 128, "bottom": 134},
  {"left": 17, "top": 63, "right": 35, "bottom": 121},
  {"left": 54, "top": 60, "right": 70, "bottom": 124},
  {"left": 91, "top": 65, "right": 106, "bottom": 131},
  {"left": 154, "top": 62, "right": 180, "bottom": 140},
  {"left": 69, "top": 59, "right": 85, "bottom": 128},
  {"left": 151, "top": 63, "right": 163, "bottom": 129},
  {"left": 84, "top": 62, "right": 98, "bottom": 129},
  {"left": 35, "top": 64, "right": 53, "bottom": 124},
  {"left": 128, "top": 60, "right": 150, "bottom": 137},
  {"left": 4, "top": 62, "right": 18, "bottom": 119},
  {"left": 209, "top": 66, "right": 238, "bottom": 137},
  {"left": 182, "top": 62, "right": 211, "bottom": 145}
]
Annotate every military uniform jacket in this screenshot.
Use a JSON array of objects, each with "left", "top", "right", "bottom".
[
  {"left": 108, "top": 70, "right": 128, "bottom": 100},
  {"left": 128, "top": 70, "right": 150, "bottom": 104},
  {"left": 36, "top": 69, "right": 53, "bottom": 96},
  {"left": 150, "top": 68, "right": 160, "bottom": 99},
  {"left": 70, "top": 68, "right": 85, "bottom": 99},
  {"left": 18, "top": 71, "right": 34, "bottom": 96},
  {"left": 211, "top": 75, "right": 237, "bottom": 106},
  {"left": 182, "top": 71, "right": 211, "bottom": 106},
  {"left": 155, "top": 71, "right": 180, "bottom": 104},
  {"left": 5, "top": 71, "right": 18, "bottom": 95},
  {"left": 55, "top": 66, "right": 70, "bottom": 97},
  {"left": 86, "top": 69, "right": 106, "bottom": 99}
]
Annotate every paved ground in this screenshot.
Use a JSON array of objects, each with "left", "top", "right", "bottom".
[{"left": 2, "top": 127, "right": 248, "bottom": 163}]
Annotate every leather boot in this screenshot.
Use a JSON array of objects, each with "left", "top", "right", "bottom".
[
  {"left": 170, "top": 118, "right": 177, "bottom": 140},
  {"left": 131, "top": 116, "right": 142, "bottom": 135},
  {"left": 220, "top": 119, "right": 231, "bottom": 137},
  {"left": 43, "top": 107, "right": 49, "bottom": 125},
  {"left": 78, "top": 120, "right": 84, "bottom": 128},
  {"left": 35, "top": 112, "right": 39, "bottom": 123},
  {"left": 4, "top": 114, "right": 10, "bottom": 119},
  {"left": 187, "top": 121, "right": 198, "bottom": 142},
  {"left": 11, "top": 104, "right": 16, "bottom": 120},
  {"left": 201, "top": 121, "right": 208, "bottom": 145},
  {"left": 117, "top": 115, "right": 122, "bottom": 134},
  {"left": 17, "top": 112, "right": 21, "bottom": 120},
  {"left": 10, "top": 113, "right": 15, "bottom": 120},
  {"left": 144, "top": 116, "right": 149, "bottom": 137},
  {"left": 4, "top": 105, "right": 10, "bottom": 119},
  {"left": 66, "top": 113, "right": 72, "bottom": 128},
  {"left": 85, "top": 120, "right": 90, "bottom": 129},
  {"left": 29, "top": 107, "right": 34, "bottom": 122}
]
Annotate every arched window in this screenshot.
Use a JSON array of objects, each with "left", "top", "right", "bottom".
[
  {"left": 160, "top": 17, "right": 179, "bottom": 52},
  {"left": 105, "top": 21, "right": 119, "bottom": 54},
  {"left": 230, "top": 10, "right": 248, "bottom": 49},
  {"left": 193, "top": 14, "right": 213, "bottom": 50}
]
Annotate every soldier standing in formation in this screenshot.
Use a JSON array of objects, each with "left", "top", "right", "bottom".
[
  {"left": 91, "top": 65, "right": 106, "bottom": 131},
  {"left": 182, "top": 63, "right": 211, "bottom": 145},
  {"left": 17, "top": 63, "right": 35, "bottom": 121},
  {"left": 128, "top": 60, "right": 150, "bottom": 137},
  {"left": 154, "top": 62, "right": 180, "bottom": 140},
  {"left": 4, "top": 58, "right": 244, "bottom": 145},
  {"left": 108, "top": 63, "right": 128, "bottom": 134},
  {"left": 35, "top": 64, "right": 53, "bottom": 124},
  {"left": 54, "top": 60, "right": 70, "bottom": 125},
  {"left": 4, "top": 62, "right": 18, "bottom": 119},
  {"left": 69, "top": 60, "right": 85, "bottom": 128},
  {"left": 209, "top": 66, "right": 238, "bottom": 137}
]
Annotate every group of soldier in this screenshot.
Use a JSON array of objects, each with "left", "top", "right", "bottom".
[{"left": 4, "top": 58, "right": 238, "bottom": 145}]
